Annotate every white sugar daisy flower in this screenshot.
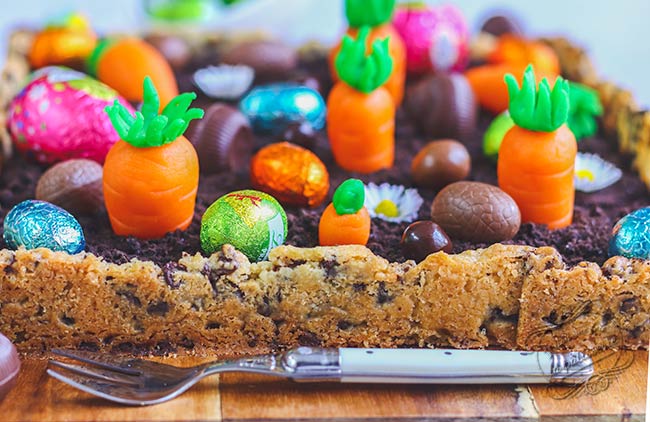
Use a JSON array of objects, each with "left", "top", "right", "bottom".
[
  {"left": 364, "top": 182, "right": 423, "bottom": 223},
  {"left": 574, "top": 152, "right": 622, "bottom": 193}
]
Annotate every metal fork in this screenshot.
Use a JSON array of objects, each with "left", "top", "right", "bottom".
[{"left": 47, "top": 347, "right": 594, "bottom": 406}]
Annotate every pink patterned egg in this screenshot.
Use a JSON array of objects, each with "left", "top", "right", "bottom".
[
  {"left": 8, "top": 66, "right": 133, "bottom": 164},
  {"left": 393, "top": 4, "right": 469, "bottom": 74}
]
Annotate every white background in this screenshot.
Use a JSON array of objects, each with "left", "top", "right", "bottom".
[{"left": 1, "top": 0, "right": 649, "bottom": 106}]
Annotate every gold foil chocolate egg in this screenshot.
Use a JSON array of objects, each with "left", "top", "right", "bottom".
[
  {"left": 35, "top": 158, "right": 103, "bottom": 215},
  {"left": 251, "top": 142, "right": 329, "bottom": 208}
]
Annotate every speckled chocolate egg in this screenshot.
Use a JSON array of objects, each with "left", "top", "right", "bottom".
[
  {"left": 411, "top": 139, "right": 471, "bottom": 190},
  {"left": 405, "top": 73, "right": 476, "bottom": 142},
  {"left": 251, "top": 142, "right": 329, "bottom": 208},
  {"left": 609, "top": 207, "right": 650, "bottom": 259},
  {"left": 239, "top": 83, "right": 326, "bottom": 134},
  {"left": 3, "top": 200, "right": 85, "bottom": 254},
  {"left": 431, "top": 181, "right": 520, "bottom": 242},
  {"left": 7, "top": 66, "right": 133, "bottom": 164},
  {"left": 35, "top": 159, "right": 103, "bottom": 215},
  {"left": 200, "top": 190, "right": 287, "bottom": 262}
]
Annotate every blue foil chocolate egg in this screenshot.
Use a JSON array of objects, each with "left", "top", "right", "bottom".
[
  {"left": 239, "top": 83, "right": 326, "bottom": 134},
  {"left": 3, "top": 200, "right": 85, "bottom": 254},
  {"left": 609, "top": 207, "right": 650, "bottom": 259}
]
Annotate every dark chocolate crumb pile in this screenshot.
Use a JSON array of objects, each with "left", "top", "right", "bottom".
[{"left": 0, "top": 56, "right": 648, "bottom": 268}]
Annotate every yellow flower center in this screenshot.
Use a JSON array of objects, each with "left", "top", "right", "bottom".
[
  {"left": 576, "top": 169, "right": 595, "bottom": 182},
  {"left": 375, "top": 199, "right": 399, "bottom": 217}
]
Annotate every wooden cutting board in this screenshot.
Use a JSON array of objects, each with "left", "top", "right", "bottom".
[{"left": 1, "top": 350, "right": 647, "bottom": 421}]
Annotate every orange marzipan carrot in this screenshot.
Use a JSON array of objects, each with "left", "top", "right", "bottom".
[
  {"left": 319, "top": 203, "right": 371, "bottom": 246},
  {"left": 327, "top": 82, "right": 395, "bottom": 173},
  {"left": 103, "top": 137, "right": 199, "bottom": 238}
]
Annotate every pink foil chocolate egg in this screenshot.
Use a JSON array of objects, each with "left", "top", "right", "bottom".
[
  {"left": 7, "top": 66, "right": 133, "bottom": 164},
  {"left": 393, "top": 4, "right": 469, "bottom": 74}
]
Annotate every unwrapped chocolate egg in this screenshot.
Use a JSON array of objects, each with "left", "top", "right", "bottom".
[
  {"left": 3, "top": 200, "right": 85, "bottom": 254},
  {"left": 405, "top": 73, "right": 476, "bottom": 142},
  {"left": 200, "top": 190, "right": 287, "bottom": 262},
  {"left": 185, "top": 103, "right": 253, "bottom": 174},
  {"left": 239, "top": 83, "right": 326, "bottom": 134},
  {"left": 431, "top": 181, "right": 520, "bottom": 243},
  {"left": 411, "top": 139, "right": 471, "bottom": 190},
  {"left": 251, "top": 142, "right": 329, "bottom": 208},
  {"left": 35, "top": 158, "right": 103, "bottom": 215},
  {"left": 609, "top": 207, "right": 650, "bottom": 259},
  {"left": 222, "top": 40, "right": 297, "bottom": 81},
  {"left": 393, "top": 4, "right": 469, "bottom": 74},
  {"left": 7, "top": 66, "right": 133, "bottom": 164}
]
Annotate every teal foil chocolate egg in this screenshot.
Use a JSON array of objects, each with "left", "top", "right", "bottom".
[
  {"left": 239, "top": 83, "right": 325, "bottom": 134},
  {"left": 3, "top": 200, "right": 85, "bottom": 254},
  {"left": 200, "top": 190, "right": 287, "bottom": 262},
  {"left": 609, "top": 207, "right": 650, "bottom": 259}
]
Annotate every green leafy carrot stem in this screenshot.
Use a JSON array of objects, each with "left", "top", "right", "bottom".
[
  {"left": 105, "top": 76, "right": 204, "bottom": 148},
  {"left": 567, "top": 81, "right": 603, "bottom": 140},
  {"left": 335, "top": 27, "right": 393, "bottom": 94},
  {"left": 345, "top": 0, "right": 396, "bottom": 28},
  {"left": 505, "top": 64, "right": 570, "bottom": 132},
  {"left": 333, "top": 178, "right": 365, "bottom": 215}
]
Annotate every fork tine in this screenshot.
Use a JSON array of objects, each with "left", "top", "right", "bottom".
[
  {"left": 46, "top": 368, "right": 152, "bottom": 406},
  {"left": 51, "top": 349, "right": 141, "bottom": 376},
  {"left": 48, "top": 359, "right": 141, "bottom": 386}
]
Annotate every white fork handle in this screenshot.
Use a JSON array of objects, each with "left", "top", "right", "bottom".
[{"left": 338, "top": 348, "right": 591, "bottom": 384}]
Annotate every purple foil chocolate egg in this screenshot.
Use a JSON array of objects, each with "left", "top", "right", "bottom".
[{"left": 7, "top": 66, "right": 133, "bottom": 165}]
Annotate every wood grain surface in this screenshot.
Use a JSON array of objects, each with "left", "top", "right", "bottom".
[{"left": 0, "top": 351, "right": 647, "bottom": 421}]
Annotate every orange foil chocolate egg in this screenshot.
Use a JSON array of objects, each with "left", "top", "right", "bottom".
[{"left": 251, "top": 142, "right": 329, "bottom": 208}]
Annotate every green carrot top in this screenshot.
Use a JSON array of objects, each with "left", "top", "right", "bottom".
[
  {"left": 335, "top": 27, "right": 393, "bottom": 94},
  {"left": 345, "top": 0, "right": 396, "bottom": 28},
  {"left": 333, "top": 178, "right": 365, "bottom": 215},
  {"left": 105, "top": 76, "right": 204, "bottom": 148},
  {"left": 505, "top": 64, "right": 570, "bottom": 133},
  {"left": 567, "top": 81, "right": 603, "bottom": 140}
]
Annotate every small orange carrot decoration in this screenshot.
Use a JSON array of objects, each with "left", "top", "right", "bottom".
[
  {"left": 29, "top": 13, "right": 97, "bottom": 69},
  {"left": 88, "top": 38, "right": 178, "bottom": 109},
  {"left": 497, "top": 65, "right": 577, "bottom": 229},
  {"left": 327, "top": 27, "right": 395, "bottom": 174},
  {"left": 487, "top": 34, "right": 560, "bottom": 76},
  {"left": 103, "top": 76, "right": 203, "bottom": 239},
  {"left": 465, "top": 63, "right": 557, "bottom": 114},
  {"left": 329, "top": 0, "right": 406, "bottom": 105},
  {"left": 319, "top": 179, "right": 371, "bottom": 246}
]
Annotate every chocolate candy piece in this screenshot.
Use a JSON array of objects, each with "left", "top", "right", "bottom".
[
  {"left": 222, "top": 40, "right": 297, "bottom": 81},
  {"left": 431, "top": 181, "right": 520, "bottom": 243},
  {"left": 35, "top": 159, "right": 103, "bottom": 215},
  {"left": 480, "top": 14, "right": 523, "bottom": 37},
  {"left": 401, "top": 221, "right": 452, "bottom": 262},
  {"left": 185, "top": 103, "right": 253, "bottom": 174},
  {"left": 405, "top": 73, "right": 477, "bottom": 142},
  {"left": 0, "top": 333, "right": 20, "bottom": 401},
  {"left": 282, "top": 121, "right": 317, "bottom": 150},
  {"left": 411, "top": 139, "right": 471, "bottom": 190},
  {"left": 144, "top": 34, "right": 192, "bottom": 69}
]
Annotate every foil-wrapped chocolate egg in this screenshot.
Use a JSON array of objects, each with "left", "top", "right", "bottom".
[
  {"left": 609, "top": 207, "right": 650, "bottom": 259},
  {"left": 35, "top": 159, "right": 103, "bottom": 215},
  {"left": 200, "top": 190, "right": 287, "bottom": 262},
  {"left": 239, "top": 83, "right": 326, "bottom": 134},
  {"left": 7, "top": 66, "right": 133, "bottom": 164},
  {"left": 251, "top": 142, "right": 329, "bottom": 208},
  {"left": 3, "top": 200, "right": 85, "bottom": 254},
  {"left": 393, "top": 4, "right": 469, "bottom": 74}
]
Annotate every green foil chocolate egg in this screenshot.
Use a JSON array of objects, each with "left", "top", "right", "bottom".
[{"left": 200, "top": 190, "right": 287, "bottom": 262}]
